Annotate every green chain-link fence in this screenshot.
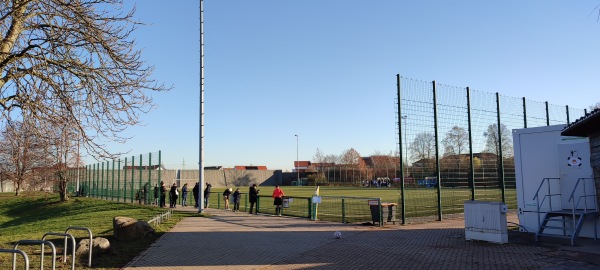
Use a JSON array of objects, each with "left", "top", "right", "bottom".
[
  {"left": 396, "top": 75, "right": 585, "bottom": 223},
  {"left": 68, "top": 151, "right": 162, "bottom": 205}
]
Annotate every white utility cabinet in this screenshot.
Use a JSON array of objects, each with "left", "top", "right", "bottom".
[{"left": 513, "top": 125, "right": 596, "bottom": 237}]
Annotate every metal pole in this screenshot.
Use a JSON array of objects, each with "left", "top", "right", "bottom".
[
  {"left": 131, "top": 155, "right": 135, "bottom": 203},
  {"left": 467, "top": 87, "right": 475, "bottom": 200},
  {"left": 545, "top": 101, "right": 550, "bottom": 126},
  {"left": 566, "top": 105, "right": 570, "bottom": 124},
  {"left": 117, "top": 159, "right": 121, "bottom": 202},
  {"left": 123, "top": 157, "right": 127, "bottom": 202},
  {"left": 496, "top": 93, "right": 506, "bottom": 202},
  {"left": 101, "top": 162, "right": 104, "bottom": 200},
  {"left": 433, "top": 81, "right": 442, "bottom": 221},
  {"left": 199, "top": 0, "right": 205, "bottom": 213},
  {"left": 397, "top": 74, "right": 406, "bottom": 225},
  {"left": 522, "top": 97, "right": 527, "bottom": 128},
  {"left": 295, "top": 134, "right": 299, "bottom": 183},
  {"left": 111, "top": 160, "right": 115, "bottom": 200}
]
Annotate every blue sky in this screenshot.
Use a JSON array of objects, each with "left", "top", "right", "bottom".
[{"left": 85, "top": 0, "right": 600, "bottom": 171}]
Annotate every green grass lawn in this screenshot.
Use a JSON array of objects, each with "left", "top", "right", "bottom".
[{"left": 0, "top": 192, "right": 196, "bottom": 270}]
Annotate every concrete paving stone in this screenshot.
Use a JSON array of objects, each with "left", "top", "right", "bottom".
[{"left": 123, "top": 208, "right": 600, "bottom": 270}]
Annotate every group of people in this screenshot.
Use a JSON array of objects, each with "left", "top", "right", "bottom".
[
  {"left": 248, "top": 184, "right": 285, "bottom": 216},
  {"left": 222, "top": 183, "right": 284, "bottom": 216},
  {"left": 152, "top": 181, "right": 286, "bottom": 216}
]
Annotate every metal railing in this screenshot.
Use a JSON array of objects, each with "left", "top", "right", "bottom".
[
  {"left": 0, "top": 249, "right": 29, "bottom": 270},
  {"left": 12, "top": 240, "right": 55, "bottom": 270},
  {"left": 148, "top": 210, "right": 173, "bottom": 227}
]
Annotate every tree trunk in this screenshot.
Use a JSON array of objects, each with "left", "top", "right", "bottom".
[{"left": 59, "top": 179, "right": 69, "bottom": 202}]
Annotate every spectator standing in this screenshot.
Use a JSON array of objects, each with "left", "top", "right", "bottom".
[
  {"left": 223, "top": 187, "right": 232, "bottom": 210},
  {"left": 204, "top": 183, "right": 212, "bottom": 208},
  {"left": 160, "top": 181, "right": 167, "bottom": 208},
  {"left": 169, "top": 183, "right": 179, "bottom": 208},
  {"left": 272, "top": 185, "right": 285, "bottom": 217},
  {"left": 249, "top": 184, "right": 259, "bottom": 214},
  {"left": 181, "top": 183, "right": 189, "bottom": 207},
  {"left": 192, "top": 182, "right": 199, "bottom": 208},
  {"left": 232, "top": 188, "right": 241, "bottom": 212}
]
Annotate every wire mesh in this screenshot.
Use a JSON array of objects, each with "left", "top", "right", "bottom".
[
  {"left": 81, "top": 151, "right": 162, "bottom": 205},
  {"left": 398, "top": 75, "right": 584, "bottom": 223}
]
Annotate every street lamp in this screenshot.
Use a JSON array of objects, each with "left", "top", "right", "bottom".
[{"left": 295, "top": 135, "right": 299, "bottom": 183}]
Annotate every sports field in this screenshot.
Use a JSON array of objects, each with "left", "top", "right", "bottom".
[{"left": 205, "top": 186, "right": 517, "bottom": 224}]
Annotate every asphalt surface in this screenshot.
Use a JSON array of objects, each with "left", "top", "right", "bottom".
[{"left": 123, "top": 207, "right": 600, "bottom": 270}]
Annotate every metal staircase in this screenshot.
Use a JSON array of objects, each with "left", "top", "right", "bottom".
[{"left": 533, "top": 177, "right": 598, "bottom": 246}]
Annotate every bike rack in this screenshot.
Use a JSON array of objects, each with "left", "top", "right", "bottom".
[
  {"left": 41, "top": 232, "right": 75, "bottom": 270},
  {"left": 0, "top": 249, "right": 29, "bottom": 270},
  {"left": 65, "top": 226, "right": 93, "bottom": 268},
  {"left": 13, "top": 240, "right": 56, "bottom": 270}
]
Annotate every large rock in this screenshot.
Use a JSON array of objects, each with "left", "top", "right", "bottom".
[
  {"left": 76, "top": 237, "right": 111, "bottom": 257},
  {"left": 113, "top": 217, "right": 155, "bottom": 241}
]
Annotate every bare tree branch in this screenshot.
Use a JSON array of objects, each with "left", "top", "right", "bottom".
[{"left": 0, "top": 0, "right": 171, "bottom": 160}]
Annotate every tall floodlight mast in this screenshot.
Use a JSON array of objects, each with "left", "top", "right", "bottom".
[{"left": 198, "top": 0, "right": 205, "bottom": 213}]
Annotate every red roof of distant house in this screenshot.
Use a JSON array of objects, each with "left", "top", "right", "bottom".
[
  {"left": 311, "top": 162, "right": 335, "bottom": 167},
  {"left": 294, "top": 161, "right": 311, "bottom": 167}
]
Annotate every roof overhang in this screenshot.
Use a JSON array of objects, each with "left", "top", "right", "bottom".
[{"left": 561, "top": 109, "right": 600, "bottom": 137}]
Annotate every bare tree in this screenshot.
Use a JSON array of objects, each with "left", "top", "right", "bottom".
[
  {"left": 409, "top": 132, "right": 435, "bottom": 161},
  {"left": 324, "top": 154, "right": 339, "bottom": 164},
  {"left": 483, "top": 123, "right": 513, "bottom": 157},
  {"left": 0, "top": 120, "right": 50, "bottom": 195},
  {"left": 47, "top": 115, "right": 79, "bottom": 201},
  {"left": 339, "top": 148, "right": 367, "bottom": 185},
  {"left": 0, "top": 0, "right": 169, "bottom": 160},
  {"left": 312, "top": 148, "right": 327, "bottom": 180},
  {"left": 442, "top": 126, "right": 468, "bottom": 156},
  {"left": 590, "top": 102, "right": 600, "bottom": 111}
]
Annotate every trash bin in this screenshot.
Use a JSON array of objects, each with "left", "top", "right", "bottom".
[{"left": 369, "top": 202, "right": 397, "bottom": 225}]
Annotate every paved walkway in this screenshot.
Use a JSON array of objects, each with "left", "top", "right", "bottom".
[{"left": 123, "top": 208, "right": 600, "bottom": 270}]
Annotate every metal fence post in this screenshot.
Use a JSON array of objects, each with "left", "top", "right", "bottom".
[
  {"left": 139, "top": 154, "right": 143, "bottom": 204},
  {"left": 111, "top": 160, "right": 115, "bottom": 201},
  {"left": 496, "top": 93, "right": 506, "bottom": 203},
  {"left": 101, "top": 162, "right": 105, "bottom": 200},
  {"left": 131, "top": 155, "right": 135, "bottom": 203},
  {"left": 124, "top": 157, "right": 128, "bottom": 202},
  {"left": 397, "top": 74, "right": 406, "bottom": 225},
  {"left": 148, "top": 152, "right": 152, "bottom": 205},
  {"left": 545, "top": 101, "right": 550, "bottom": 126},
  {"left": 106, "top": 160, "right": 110, "bottom": 200},
  {"left": 307, "top": 198, "right": 312, "bottom": 219},
  {"left": 378, "top": 198, "right": 383, "bottom": 226},
  {"left": 158, "top": 150, "right": 162, "bottom": 206},
  {"left": 117, "top": 159, "right": 121, "bottom": 202},
  {"left": 92, "top": 164, "right": 96, "bottom": 197},
  {"left": 467, "top": 87, "right": 475, "bottom": 201},
  {"left": 522, "top": 97, "right": 527, "bottom": 128},
  {"left": 342, "top": 198, "right": 346, "bottom": 223},
  {"left": 433, "top": 80, "right": 442, "bottom": 221}
]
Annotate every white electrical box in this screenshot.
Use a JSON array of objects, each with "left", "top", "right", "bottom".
[{"left": 464, "top": 200, "right": 508, "bottom": 244}]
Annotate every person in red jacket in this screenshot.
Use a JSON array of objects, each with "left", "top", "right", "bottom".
[{"left": 272, "top": 185, "right": 285, "bottom": 216}]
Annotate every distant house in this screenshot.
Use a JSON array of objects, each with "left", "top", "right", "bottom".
[
  {"left": 294, "top": 161, "right": 311, "bottom": 173},
  {"left": 233, "top": 165, "right": 268, "bottom": 170}
]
